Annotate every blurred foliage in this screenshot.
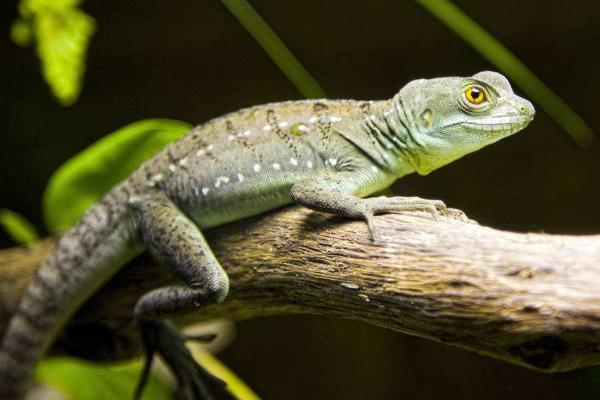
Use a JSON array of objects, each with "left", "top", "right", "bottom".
[
  {"left": 0, "top": 208, "right": 40, "bottom": 246},
  {"left": 191, "top": 345, "right": 261, "bottom": 400},
  {"left": 35, "top": 349, "right": 259, "bottom": 400},
  {"left": 36, "top": 358, "right": 171, "bottom": 400},
  {"left": 43, "top": 119, "right": 192, "bottom": 233},
  {"left": 417, "top": 0, "right": 594, "bottom": 146},
  {"left": 11, "top": 0, "right": 95, "bottom": 106},
  {"left": 220, "top": 0, "right": 327, "bottom": 99}
]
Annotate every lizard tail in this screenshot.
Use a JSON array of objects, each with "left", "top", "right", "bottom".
[{"left": 0, "top": 188, "right": 142, "bottom": 399}]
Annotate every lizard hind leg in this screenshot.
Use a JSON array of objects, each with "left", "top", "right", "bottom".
[{"left": 129, "top": 192, "right": 234, "bottom": 400}]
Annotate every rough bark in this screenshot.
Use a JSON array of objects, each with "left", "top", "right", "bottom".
[{"left": 1, "top": 205, "right": 600, "bottom": 372}]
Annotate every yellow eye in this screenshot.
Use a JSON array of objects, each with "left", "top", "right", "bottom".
[{"left": 465, "top": 85, "right": 486, "bottom": 105}]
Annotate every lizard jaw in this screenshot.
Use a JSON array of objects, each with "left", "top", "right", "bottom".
[{"left": 461, "top": 115, "right": 533, "bottom": 138}]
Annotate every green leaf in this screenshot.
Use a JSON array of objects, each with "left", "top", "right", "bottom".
[
  {"left": 34, "top": 7, "right": 96, "bottom": 106},
  {"left": 12, "top": 0, "right": 96, "bottom": 106},
  {"left": 36, "top": 357, "right": 172, "bottom": 400},
  {"left": 0, "top": 209, "right": 40, "bottom": 246},
  {"left": 191, "top": 344, "right": 261, "bottom": 400},
  {"left": 417, "top": 0, "right": 594, "bottom": 146},
  {"left": 220, "top": 0, "right": 327, "bottom": 99},
  {"left": 10, "top": 19, "right": 33, "bottom": 47},
  {"left": 19, "top": 0, "right": 83, "bottom": 15},
  {"left": 43, "top": 119, "right": 192, "bottom": 233}
]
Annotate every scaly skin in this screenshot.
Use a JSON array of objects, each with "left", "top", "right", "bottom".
[{"left": 0, "top": 71, "right": 534, "bottom": 399}]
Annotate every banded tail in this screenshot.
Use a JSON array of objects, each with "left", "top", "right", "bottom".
[{"left": 0, "top": 186, "right": 142, "bottom": 399}]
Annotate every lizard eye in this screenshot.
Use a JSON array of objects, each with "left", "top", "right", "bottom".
[{"left": 464, "top": 85, "right": 486, "bottom": 105}]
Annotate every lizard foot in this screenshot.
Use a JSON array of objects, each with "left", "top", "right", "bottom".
[
  {"left": 361, "top": 196, "right": 447, "bottom": 240},
  {"left": 135, "top": 320, "right": 236, "bottom": 400},
  {"left": 364, "top": 195, "right": 447, "bottom": 217}
]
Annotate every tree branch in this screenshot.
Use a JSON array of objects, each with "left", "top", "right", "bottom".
[{"left": 1, "top": 205, "right": 600, "bottom": 372}]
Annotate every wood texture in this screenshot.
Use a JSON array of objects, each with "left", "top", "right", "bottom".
[{"left": 1, "top": 205, "right": 600, "bottom": 372}]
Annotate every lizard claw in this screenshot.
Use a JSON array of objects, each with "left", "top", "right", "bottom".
[
  {"left": 363, "top": 212, "right": 381, "bottom": 242},
  {"left": 185, "top": 333, "right": 218, "bottom": 343},
  {"left": 424, "top": 200, "right": 448, "bottom": 219},
  {"left": 136, "top": 320, "right": 236, "bottom": 400}
]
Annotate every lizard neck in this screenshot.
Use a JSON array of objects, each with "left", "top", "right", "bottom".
[{"left": 350, "top": 98, "right": 420, "bottom": 178}]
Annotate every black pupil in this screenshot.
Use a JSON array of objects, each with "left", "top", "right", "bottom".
[{"left": 471, "top": 88, "right": 481, "bottom": 99}]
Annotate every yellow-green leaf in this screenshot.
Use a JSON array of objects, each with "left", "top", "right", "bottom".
[
  {"left": 0, "top": 209, "right": 40, "bottom": 246},
  {"left": 19, "top": 0, "right": 83, "bottom": 15},
  {"left": 36, "top": 357, "right": 172, "bottom": 400},
  {"left": 10, "top": 19, "right": 33, "bottom": 47},
  {"left": 191, "top": 344, "right": 261, "bottom": 400},
  {"left": 12, "top": 0, "right": 96, "bottom": 105},
  {"left": 43, "top": 119, "right": 192, "bottom": 232},
  {"left": 34, "top": 7, "right": 96, "bottom": 106}
]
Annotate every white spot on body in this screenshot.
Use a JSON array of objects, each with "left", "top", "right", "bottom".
[
  {"left": 253, "top": 163, "right": 261, "bottom": 173},
  {"left": 206, "top": 144, "right": 214, "bottom": 151},
  {"left": 178, "top": 157, "right": 188, "bottom": 166},
  {"left": 329, "top": 115, "right": 342, "bottom": 122},
  {"left": 306, "top": 161, "right": 313, "bottom": 169},
  {"left": 151, "top": 173, "right": 164, "bottom": 182},
  {"left": 328, "top": 158, "right": 338, "bottom": 167},
  {"left": 168, "top": 164, "right": 177, "bottom": 172},
  {"left": 383, "top": 110, "right": 392, "bottom": 116},
  {"left": 237, "top": 173, "right": 245, "bottom": 182},
  {"left": 278, "top": 121, "right": 288, "bottom": 128},
  {"left": 289, "top": 122, "right": 310, "bottom": 136},
  {"left": 214, "top": 176, "right": 230, "bottom": 188},
  {"left": 196, "top": 149, "right": 205, "bottom": 157},
  {"left": 309, "top": 116, "right": 318, "bottom": 124},
  {"left": 228, "top": 134, "right": 235, "bottom": 141},
  {"left": 369, "top": 114, "right": 377, "bottom": 121},
  {"left": 201, "top": 187, "right": 210, "bottom": 195},
  {"left": 290, "top": 158, "right": 298, "bottom": 166},
  {"left": 262, "top": 124, "right": 271, "bottom": 131},
  {"left": 341, "top": 283, "right": 360, "bottom": 290},
  {"left": 242, "top": 129, "right": 252, "bottom": 136},
  {"left": 272, "top": 162, "right": 281, "bottom": 170},
  {"left": 371, "top": 166, "right": 378, "bottom": 172}
]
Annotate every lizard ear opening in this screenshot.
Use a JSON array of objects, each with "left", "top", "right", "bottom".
[
  {"left": 472, "top": 71, "right": 513, "bottom": 93},
  {"left": 418, "top": 109, "right": 433, "bottom": 129}
]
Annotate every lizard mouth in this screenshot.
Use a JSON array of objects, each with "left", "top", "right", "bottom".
[{"left": 461, "top": 115, "right": 533, "bottom": 137}]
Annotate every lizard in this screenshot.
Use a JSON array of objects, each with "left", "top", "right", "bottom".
[{"left": 0, "top": 71, "right": 534, "bottom": 399}]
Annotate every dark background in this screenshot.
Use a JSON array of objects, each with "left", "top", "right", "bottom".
[{"left": 1, "top": 0, "right": 600, "bottom": 399}]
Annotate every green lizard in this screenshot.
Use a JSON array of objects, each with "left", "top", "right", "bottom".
[{"left": 0, "top": 71, "right": 534, "bottom": 399}]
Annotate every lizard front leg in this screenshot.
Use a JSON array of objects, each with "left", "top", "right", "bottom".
[
  {"left": 290, "top": 170, "right": 447, "bottom": 238},
  {"left": 128, "top": 192, "right": 233, "bottom": 400}
]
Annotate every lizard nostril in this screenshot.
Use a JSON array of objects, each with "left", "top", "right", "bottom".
[{"left": 518, "top": 101, "right": 535, "bottom": 117}]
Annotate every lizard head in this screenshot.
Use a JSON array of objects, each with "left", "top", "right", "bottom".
[{"left": 393, "top": 71, "right": 535, "bottom": 175}]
